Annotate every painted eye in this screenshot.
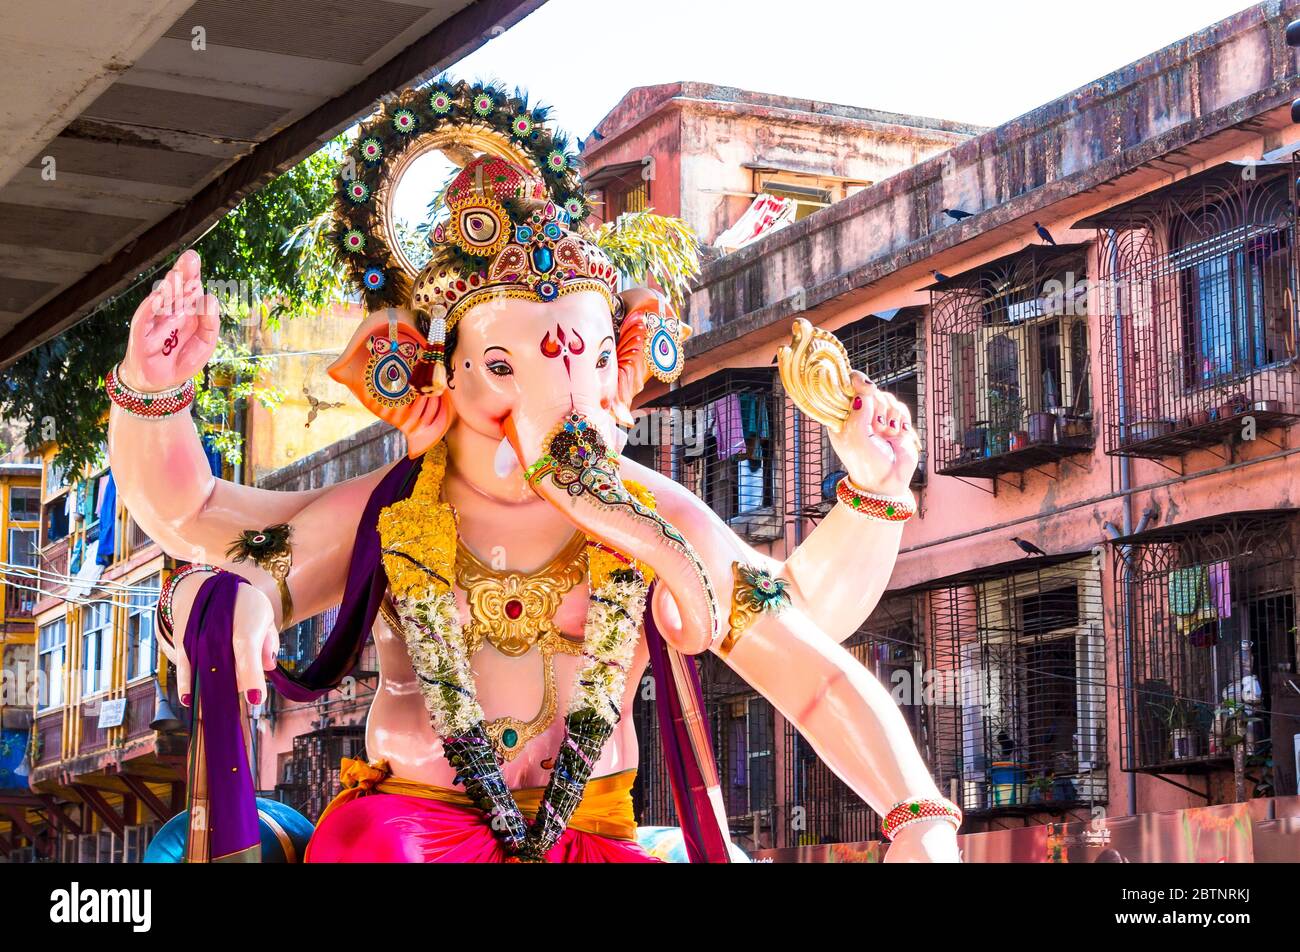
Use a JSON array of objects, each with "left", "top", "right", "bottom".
[
  {"left": 486, "top": 360, "right": 514, "bottom": 377},
  {"left": 596, "top": 349, "right": 613, "bottom": 369}
]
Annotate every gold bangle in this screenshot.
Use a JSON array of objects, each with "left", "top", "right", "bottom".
[
  {"left": 227, "top": 525, "right": 295, "bottom": 626},
  {"left": 720, "top": 562, "right": 792, "bottom": 657}
]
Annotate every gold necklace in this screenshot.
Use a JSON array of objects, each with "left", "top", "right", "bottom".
[{"left": 454, "top": 533, "right": 587, "bottom": 760}]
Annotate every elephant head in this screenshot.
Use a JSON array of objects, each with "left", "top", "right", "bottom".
[{"left": 329, "top": 288, "right": 718, "bottom": 654}]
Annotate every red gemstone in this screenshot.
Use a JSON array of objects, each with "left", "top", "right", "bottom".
[{"left": 504, "top": 599, "right": 524, "bottom": 620}]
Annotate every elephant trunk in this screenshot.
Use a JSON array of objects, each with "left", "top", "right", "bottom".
[{"left": 506, "top": 404, "right": 719, "bottom": 654}]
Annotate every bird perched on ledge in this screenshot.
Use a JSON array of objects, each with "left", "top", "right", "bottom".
[
  {"left": 943, "top": 208, "right": 973, "bottom": 221},
  {"left": 1012, "top": 536, "right": 1048, "bottom": 557},
  {"left": 1033, "top": 222, "right": 1057, "bottom": 245}
]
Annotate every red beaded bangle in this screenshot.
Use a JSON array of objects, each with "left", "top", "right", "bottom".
[
  {"left": 882, "top": 796, "right": 962, "bottom": 841},
  {"left": 159, "top": 564, "right": 224, "bottom": 637},
  {"left": 106, "top": 364, "right": 195, "bottom": 419},
  {"left": 835, "top": 477, "right": 915, "bottom": 522}
]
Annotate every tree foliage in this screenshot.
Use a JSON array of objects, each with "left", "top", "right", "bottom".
[{"left": 0, "top": 140, "right": 345, "bottom": 474}]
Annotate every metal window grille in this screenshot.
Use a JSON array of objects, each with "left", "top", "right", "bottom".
[
  {"left": 1114, "top": 512, "right": 1298, "bottom": 796},
  {"left": 930, "top": 247, "right": 1095, "bottom": 479},
  {"left": 1091, "top": 162, "right": 1300, "bottom": 458},
  {"left": 282, "top": 724, "right": 367, "bottom": 823},
  {"left": 918, "top": 553, "right": 1108, "bottom": 817},
  {"left": 637, "top": 368, "right": 783, "bottom": 545}
]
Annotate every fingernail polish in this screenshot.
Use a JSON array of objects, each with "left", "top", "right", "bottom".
[
  {"left": 246, "top": 689, "right": 263, "bottom": 706},
  {"left": 852, "top": 396, "right": 863, "bottom": 410},
  {"left": 180, "top": 694, "right": 191, "bottom": 708}
]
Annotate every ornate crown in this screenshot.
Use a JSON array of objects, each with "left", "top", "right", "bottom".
[
  {"left": 331, "top": 80, "right": 690, "bottom": 398},
  {"left": 410, "top": 155, "right": 621, "bottom": 332}
]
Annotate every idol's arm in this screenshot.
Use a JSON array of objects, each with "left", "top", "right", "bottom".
[{"left": 109, "top": 251, "right": 388, "bottom": 630}]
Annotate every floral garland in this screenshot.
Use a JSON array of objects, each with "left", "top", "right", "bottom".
[{"left": 378, "top": 443, "right": 653, "bottom": 860}]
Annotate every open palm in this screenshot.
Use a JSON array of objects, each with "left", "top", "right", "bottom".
[{"left": 121, "top": 249, "right": 221, "bottom": 392}]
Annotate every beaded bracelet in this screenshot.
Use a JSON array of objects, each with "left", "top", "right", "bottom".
[
  {"left": 881, "top": 796, "right": 962, "bottom": 841},
  {"left": 158, "top": 564, "right": 224, "bottom": 640},
  {"left": 106, "top": 364, "right": 195, "bottom": 419},
  {"left": 835, "top": 477, "right": 916, "bottom": 522}
]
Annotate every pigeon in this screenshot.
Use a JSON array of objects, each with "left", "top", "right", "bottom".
[
  {"left": 1034, "top": 222, "right": 1057, "bottom": 245},
  {"left": 1012, "top": 536, "right": 1048, "bottom": 557},
  {"left": 931, "top": 269, "right": 951, "bottom": 283},
  {"left": 943, "top": 208, "right": 973, "bottom": 220}
]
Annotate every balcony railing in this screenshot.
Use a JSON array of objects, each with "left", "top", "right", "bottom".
[
  {"left": 911, "top": 553, "right": 1108, "bottom": 817},
  {"left": 1113, "top": 511, "right": 1297, "bottom": 793},
  {"left": 1081, "top": 160, "right": 1300, "bottom": 459},
  {"left": 5, "top": 584, "right": 35, "bottom": 618},
  {"left": 930, "top": 246, "right": 1094, "bottom": 481}
]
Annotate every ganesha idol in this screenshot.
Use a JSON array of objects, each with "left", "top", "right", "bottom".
[{"left": 109, "top": 82, "right": 960, "bottom": 863}]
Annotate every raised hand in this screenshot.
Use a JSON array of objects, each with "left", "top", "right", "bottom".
[
  {"left": 119, "top": 249, "right": 221, "bottom": 393},
  {"left": 827, "top": 371, "right": 921, "bottom": 497}
]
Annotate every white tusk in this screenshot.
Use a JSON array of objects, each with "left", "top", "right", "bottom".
[{"left": 494, "top": 436, "right": 520, "bottom": 478}]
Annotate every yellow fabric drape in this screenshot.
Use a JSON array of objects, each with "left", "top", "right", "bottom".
[{"left": 319, "top": 758, "right": 639, "bottom": 841}]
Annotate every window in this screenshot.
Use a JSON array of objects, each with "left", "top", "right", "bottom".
[
  {"left": 43, "top": 493, "right": 69, "bottom": 545},
  {"left": 931, "top": 248, "right": 1094, "bottom": 477},
  {"left": 924, "top": 556, "right": 1107, "bottom": 815},
  {"left": 611, "top": 179, "right": 648, "bottom": 217},
  {"left": 8, "top": 527, "right": 36, "bottom": 568},
  {"left": 639, "top": 369, "right": 782, "bottom": 543},
  {"left": 38, "top": 617, "right": 67, "bottom": 710},
  {"left": 82, "top": 601, "right": 113, "bottom": 697},
  {"left": 127, "top": 575, "right": 160, "bottom": 681},
  {"left": 1174, "top": 185, "right": 1293, "bottom": 383},
  {"left": 9, "top": 486, "right": 39, "bottom": 521}
]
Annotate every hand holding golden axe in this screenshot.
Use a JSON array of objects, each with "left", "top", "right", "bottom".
[{"left": 777, "top": 318, "right": 922, "bottom": 490}]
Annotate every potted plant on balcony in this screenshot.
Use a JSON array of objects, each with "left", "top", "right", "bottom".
[
  {"left": 1215, "top": 384, "right": 1249, "bottom": 422},
  {"left": 1158, "top": 699, "right": 1206, "bottom": 761},
  {"left": 987, "top": 386, "right": 1025, "bottom": 455}
]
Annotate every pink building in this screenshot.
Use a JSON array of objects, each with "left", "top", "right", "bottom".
[{"left": 596, "top": 3, "right": 1300, "bottom": 858}]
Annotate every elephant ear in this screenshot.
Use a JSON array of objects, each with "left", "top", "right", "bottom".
[
  {"left": 612, "top": 288, "right": 691, "bottom": 427},
  {"left": 327, "top": 309, "right": 454, "bottom": 459}
]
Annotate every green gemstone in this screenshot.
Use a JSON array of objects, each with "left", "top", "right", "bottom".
[
  {"left": 909, "top": 801, "right": 921, "bottom": 814},
  {"left": 885, "top": 505, "right": 896, "bottom": 516},
  {"left": 502, "top": 728, "right": 518, "bottom": 748}
]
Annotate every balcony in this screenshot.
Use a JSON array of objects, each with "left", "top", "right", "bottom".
[
  {"left": 907, "top": 552, "right": 1108, "bottom": 817},
  {"left": 1080, "top": 160, "right": 1300, "bottom": 460},
  {"left": 635, "top": 368, "right": 784, "bottom": 545},
  {"left": 929, "top": 245, "right": 1094, "bottom": 482},
  {"left": 1113, "top": 510, "right": 1297, "bottom": 793}
]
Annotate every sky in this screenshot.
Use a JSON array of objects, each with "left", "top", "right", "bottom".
[
  {"left": 451, "top": 0, "right": 1258, "bottom": 138},
  {"left": 392, "top": 0, "right": 1258, "bottom": 226}
]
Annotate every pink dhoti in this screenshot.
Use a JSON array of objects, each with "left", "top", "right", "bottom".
[{"left": 305, "top": 759, "right": 658, "bottom": 863}]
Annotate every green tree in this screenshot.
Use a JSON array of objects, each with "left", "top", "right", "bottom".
[{"left": 0, "top": 140, "right": 346, "bottom": 474}]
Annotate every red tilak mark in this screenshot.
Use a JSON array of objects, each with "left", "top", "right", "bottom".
[
  {"left": 540, "top": 331, "right": 562, "bottom": 358},
  {"left": 161, "top": 329, "right": 179, "bottom": 357},
  {"left": 567, "top": 329, "right": 585, "bottom": 355}
]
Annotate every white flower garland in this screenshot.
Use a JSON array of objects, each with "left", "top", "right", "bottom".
[
  {"left": 397, "top": 589, "right": 483, "bottom": 736},
  {"left": 574, "top": 572, "right": 650, "bottom": 723}
]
